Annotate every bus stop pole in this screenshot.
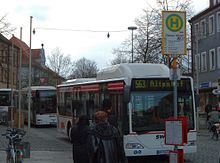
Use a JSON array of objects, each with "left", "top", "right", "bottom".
[
  {"left": 172, "top": 57, "right": 178, "bottom": 118},
  {"left": 172, "top": 56, "right": 178, "bottom": 151},
  {"left": 11, "top": 42, "right": 14, "bottom": 128},
  {"left": 27, "top": 16, "right": 33, "bottom": 137},
  {"left": 18, "top": 27, "right": 22, "bottom": 129}
]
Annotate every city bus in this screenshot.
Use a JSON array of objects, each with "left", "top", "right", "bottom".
[
  {"left": 21, "top": 86, "right": 57, "bottom": 126},
  {"left": 0, "top": 89, "right": 18, "bottom": 124},
  {"left": 57, "top": 63, "right": 197, "bottom": 157}
]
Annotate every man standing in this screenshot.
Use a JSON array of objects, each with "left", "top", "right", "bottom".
[
  {"left": 102, "top": 99, "right": 118, "bottom": 128},
  {"left": 88, "top": 111, "right": 127, "bottom": 163},
  {"left": 70, "top": 115, "right": 90, "bottom": 163},
  {"left": 205, "top": 102, "right": 212, "bottom": 121}
]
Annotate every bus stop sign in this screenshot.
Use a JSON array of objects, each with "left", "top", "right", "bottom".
[{"left": 162, "top": 11, "right": 186, "bottom": 56}]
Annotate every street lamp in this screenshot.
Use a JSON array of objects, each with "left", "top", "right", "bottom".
[
  {"left": 128, "top": 26, "right": 137, "bottom": 63},
  {"left": 28, "top": 16, "right": 33, "bottom": 136}
]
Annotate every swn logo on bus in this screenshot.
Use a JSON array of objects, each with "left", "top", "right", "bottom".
[{"left": 156, "top": 135, "right": 165, "bottom": 139}]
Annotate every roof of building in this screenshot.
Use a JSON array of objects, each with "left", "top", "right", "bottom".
[
  {"left": 0, "top": 33, "right": 11, "bottom": 44},
  {"left": 10, "top": 36, "right": 43, "bottom": 64},
  {"left": 9, "top": 35, "right": 65, "bottom": 81},
  {"left": 10, "top": 36, "right": 30, "bottom": 53},
  {"left": 32, "top": 49, "right": 41, "bottom": 60},
  {"left": 189, "top": 3, "right": 220, "bottom": 22}
]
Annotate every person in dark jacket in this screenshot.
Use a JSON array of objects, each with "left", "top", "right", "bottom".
[
  {"left": 70, "top": 115, "right": 90, "bottom": 163},
  {"left": 205, "top": 103, "right": 212, "bottom": 121},
  {"left": 88, "top": 111, "right": 127, "bottom": 163},
  {"left": 102, "top": 99, "right": 118, "bottom": 128}
]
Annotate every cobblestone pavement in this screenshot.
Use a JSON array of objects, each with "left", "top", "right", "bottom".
[
  {"left": 184, "top": 129, "right": 220, "bottom": 163},
  {"left": 0, "top": 125, "right": 220, "bottom": 163}
]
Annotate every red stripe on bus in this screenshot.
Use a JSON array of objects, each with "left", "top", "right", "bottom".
[
  {"left": 108, "top": 82, "right": 124, "bottom": 90},
  {"left": 81, "top": 84, "right": 99, "bottom": 91},
  {"left": 58, "top": 87, "right": 72, "bottom": 92}
]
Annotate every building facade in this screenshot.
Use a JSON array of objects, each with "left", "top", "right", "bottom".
[
  {"left": 190, "top": 0, "right": 220, "bottom": 112},
  {"left": 0, "top": 34, "right": 19, "bottom": 89},
  {"left": 10, "top": 36, "right": 64, "bottom": 88}
]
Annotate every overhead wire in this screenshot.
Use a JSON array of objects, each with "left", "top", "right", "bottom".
[{"left": 35, "top": 27, "right": 128, "bottom": 33}]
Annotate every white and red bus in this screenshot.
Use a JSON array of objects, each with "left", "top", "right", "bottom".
[
  {"left": 21, "top": 86, "right": 57, "bottom": 126},
  {"left": 0, "top": 89, "right": 18, "bottom": 124},
  {"left": 57, "top": 63, "right": 197, "bottom": 157}
]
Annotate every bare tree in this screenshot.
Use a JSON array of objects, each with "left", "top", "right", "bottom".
[
  {"left": 46, "top": 47, "right": 73, "bottom": 78},
  {"left": 112, "top": 0, "right": 194, "bottom": 73},
  {"left": 70, "top": 57, "right": 98, "bottom": 78},
  {"left": 134, "top": 9, "right": 162, "bottom": 63},
  {"left": 111, "top": 41, "right": 130, "bottom": 65},
  {"left": 0, "top": 14, "right": 16, "bottom": 35}
]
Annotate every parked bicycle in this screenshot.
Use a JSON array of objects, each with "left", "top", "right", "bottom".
[{"left": 2, "top": 128, "right": 26, "bottom": 163}]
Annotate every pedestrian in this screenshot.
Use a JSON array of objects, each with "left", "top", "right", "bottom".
[
  {"left": 208, "top": 107, "right": 219, "bottom": 124},
  {"left": 205, "top": 102, "right": 212, "bottom": 121},
  {"left": 88, "top": 111, "right": 127, "bottom": 163},
  {"left": 102, "top": 99, "right": 118, "bottom": 128},
  {"left": 70, "top": 115, "right": 90, "bottom": 163}
]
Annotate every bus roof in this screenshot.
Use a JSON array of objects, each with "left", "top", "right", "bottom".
[
  {"left": 97, "top": 63, "right": 170, "bottom": 80},
  {"left": 57, "top": 63, "right": 170, "bottom": 87},
  {"left": 22, "top": 86, "right": 56, "bottom": 91},
  {"left": 62, "top": 78, "right": 96, "bottom": 84},
  {"left": 0, "top": 88, "right": 17, "bottom": 92}
]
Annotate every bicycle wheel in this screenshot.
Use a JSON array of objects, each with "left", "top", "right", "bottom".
[
  {"left": 6, "top": 156, "right": 14, "bottom": 163},
  {"left": 15, "top": 151, "right": 24, "bottom": 163}
]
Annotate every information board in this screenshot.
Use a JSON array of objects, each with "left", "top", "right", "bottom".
[
  {"left": 165, "top": 119, "right": 183, "bottom": 145},
  {"left": 165, "top": 117, "right": 188, "bottom": 146},
  {"left": 162, "top": 11, "right": 186, "bottom": 55}
]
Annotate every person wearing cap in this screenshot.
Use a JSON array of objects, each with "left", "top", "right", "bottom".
[
  {"left": 88, "top": 111, "right": 127, "bottom": 163},
  {"left": 102, "top": 99, "right": 118, "bottom": 128}
]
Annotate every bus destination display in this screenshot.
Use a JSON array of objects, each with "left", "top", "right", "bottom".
[{"left": 131, "top": 78, "right": 190, "bottom": 91}]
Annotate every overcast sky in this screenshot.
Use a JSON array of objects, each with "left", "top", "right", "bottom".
[{"left": 1, "top": 0, "right": 209, "bottom": 69}]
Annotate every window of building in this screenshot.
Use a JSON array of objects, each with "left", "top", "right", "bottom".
[
  {"left": 3, "top": 69, "right": 7, "bottom": 82},
  {"left": 0, "top": 50, "right": 3, "bottom": 63},
  {"left": 217, "top": 47, "right": 220, "bottom": 69},
  {"left": 200, "top": 19, "right": 206, "bottom": 37},
  {"left": 201, "top": 52, "right": 207, "bottom": 72},
  {"left": 213, "top": 0, "right": 217, "bottom": 6},
  {"left": 209, "top": 15, "right": 215, "bottom": 35},
  {"left": 195, "top": 54, "right": 201, "bottom": 72},
  {"left": 209, "top": 49, "right": 216, "bottom": 71},
  {"left": 194, "top": 23, "right": 199, "bottom": 38},
  {"left": 0, "top": 68, "right": 2, "bottom": 82},
  {"left": 217, "top": 12, "right": 220, "bottom": 32}
]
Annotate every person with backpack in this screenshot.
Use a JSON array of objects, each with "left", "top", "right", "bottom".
[
  {"left": 88, "top": 111, "right": 127, "bottom": 163},
  {"left": 70, "top": 115, "right": 91, "bottom": 163}
]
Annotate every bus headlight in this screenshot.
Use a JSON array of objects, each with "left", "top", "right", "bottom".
[{"left": 125, "top": 143, "right": 144, "bottom": 149}]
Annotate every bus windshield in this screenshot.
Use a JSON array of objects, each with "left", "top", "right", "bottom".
[
  {"left": 35, "top": 90, "right": 56, "bottom": 114},
  {"left": 131, "top": 91, "right": 194, "bottom": 132},
  {"left": 0, "top": 91, "right": 10, "bottom": 106}
]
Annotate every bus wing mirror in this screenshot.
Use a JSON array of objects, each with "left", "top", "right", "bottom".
[{"left": 124, "top": 86, "right": 130, "bottom": 103}]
